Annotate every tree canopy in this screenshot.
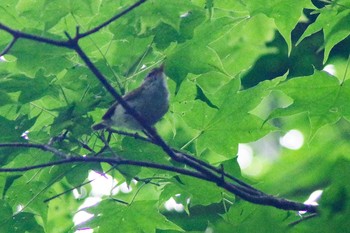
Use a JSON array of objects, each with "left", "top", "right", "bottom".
[{"left": 0, "top": 0, "right": 350, "bottom": 232}]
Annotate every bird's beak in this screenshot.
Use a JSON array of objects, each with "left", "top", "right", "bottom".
[
  {"left": 159, "top": 63, "right": 164, "bottom": 71},
  {"left": 150, "top": 64, "right": 165, "bottom": 76}
]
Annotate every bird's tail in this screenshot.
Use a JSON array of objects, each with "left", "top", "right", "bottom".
[{"left": 91, "top": 121, "right": 108, "bottom": 130}]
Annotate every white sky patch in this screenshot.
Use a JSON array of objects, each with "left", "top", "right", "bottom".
[
  {"left": 180, "top": 11, "right": 191, "bottom": 18},
  {"left": 73, "top": 197, "right": 101, "bottom": 231},
  {"left": 79, "top": 197, "right": 101, "bottom": 210},
  {"left": 119, "top": 181, "right": 133, "bottom": 194},
  {"left": 73, "top": 211, "right": 94, "bottom": 226},
  {"left": 237, "top": 144, "right": 254, "bottom": 169},
  {"left": 72, "top": 172, "right": 119, "bottom": 231},
  {"left": 164, "top": 197, "right": 185, "bottom": 212},
  {"left": 323, "top": 64, "right": 336, "bottom": 76},
  {"left": 299, "top": 189, "right": 323, "bottom": 215},
  {"left": 279, "top": 129, "right": 304, "bottom": 150},
  {"left": 88, "top": 171, "right": 118, "bottom": 197},
  {"left": 205, "top": 227, "right": 214, "bottom": 233},
  {"left": 75, "top": 229, "right": 93, "bottom": 233},
  {"left": 74, "top": 171, "right": 132, "bottom": 231},
  {"left": 21, "top": 130, "right": 30, "bottom": 140},
  {"left": 15, "top": 204, "right": 24, "bottom": 214},
  {"left": 73, "top": 188, "right": 87, "bottom": 199}
]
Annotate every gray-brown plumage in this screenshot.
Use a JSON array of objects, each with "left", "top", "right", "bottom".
[{"left": 92, "top": 65, "right": 169, "bottom": 130}]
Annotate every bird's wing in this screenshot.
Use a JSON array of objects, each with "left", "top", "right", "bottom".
[
  {"left": 102, "top": 86, "right": 145, "bottom": 120},
  {"left": 102, "top": 101, "right": 119, "bottom": 120}
]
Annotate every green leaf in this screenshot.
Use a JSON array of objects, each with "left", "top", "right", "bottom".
[
  {"left": 0, "top": 0, "right": 26, "bottom": 29},
  {"left": 0, "top": 200, "right": 13, "bottom": 232},
  {"left": 210, "top": 14, "right": 275, "bottom": 76},
  {"left": 195, "top": 71, "right": 238, "bottom": 106},
  {"left": 49, "top": 102, "right": 95, "bottom": 137},
  {"left": 5, "top": 181, "right": 50, "bottom": 223},
  {"left": 121, "top": 137, "right": 171, "bottom": 165},
  {"left": 245, "top": 0, "right": 313, "bottom": 53},
  {"left": 160, "top": 176, "right": 222, "bottom": 207},
  {"left": 182, "top": 100, "right": 217, "bottom": 132},
  {"left": 139, "top": 0, "right": 192, "bottom": 32},
  {"left": 214, "top": 201, "right": 288, "bottom": 233},
  {"left": 45, "top": 187, "right": 76, "bottom": 233},
  {"left": 270, "top": 70, "right": 350, "bottom": 136},
  {"left": 191, "top": 78, "right": 279, "bottom": 155},
  {"left": 2, "top": 175, "right": 22, "bottom": 199},
  {"left": 10, "top": 39, "right": 72, "bottom": 76},
  {"left": 0, "top": 70, "right": 57, "bottom": 104},
  {"left": 81, "top": 200, "right": 183, "bottom": 232},
  {"left": 166, "top": 17, "right": 240, "bottom": 87},
  {"left": 103, "top": 37, "right": 154, "bottom": 69},
  {"left": 205, "top": 0, "right": 214, "bottom": 18},
  {"left": 297, "top": 6, "right": 350, "bottom": 63},
  {"left": 15, "top": 0, "right": 101, "bottom": 30},
  {"left": 57, "top": 66, "right": 97, "bottom": 91},
  {"left": 50, "top": 104, "right": 76, "bottom": 135},
  {"left": 115, "top": 138, "right": 172, "bottom": 181},
  {"left": 65, "top": 164, "right": 92, "bottom": 187},
  {"left": 0, "top": 114, "right": 36, "bottom": 141},
  {"left": 0, "top": 90, "right": 14, "bottom": 106},
  {"left": 290, "top": 159, "right": 350, "bottom": 233},
  {"left": 0, "top": 208, "right": 45, "bottom": 233},
  {"left": 323, "top": 9, "right": 350, "bottom": 64},
  {"left": 320, "top": 159, "right": 350, "bottom": 216}
]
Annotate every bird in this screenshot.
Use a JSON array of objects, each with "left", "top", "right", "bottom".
[{"left": 92, "top": 65, "right": 169, "bottom": 131}]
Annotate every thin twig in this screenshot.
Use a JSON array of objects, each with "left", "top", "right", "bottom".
[
  {"left": 44, "top": 165, "right": 116, "bottom": 203},
  {"left": 77, "top": 0, "right": 147, "bottom": 39},
  {"left": 341, "top": 53, "right": 350, "bottom": 84},
  {"left": 0, "top": 37, "right": 17, "bottom": 56},
  {"left": 78, "top": 140, "right": 96, "bottom": 153},
  {"left": 0, "top": 23, "right": 68, "bottom": 48},
  {"left": 108, "top": 129, "right": 150, "bottom": 142},
  {"left": 0, "top": 1, "right": 147, "bottom": 53},
  {"left": 0, "top": 143, "right": 69, "bottom": 158},
  {"left": 44, "top": 179, "right": 93, "bottom": 203},
  {"left": 288, "top": 213, "right": 318, "bottom": 227}
]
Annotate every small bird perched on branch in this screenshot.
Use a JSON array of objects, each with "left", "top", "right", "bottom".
[{"left": 92, "top": 65, "right": 169, "bottom": 130}]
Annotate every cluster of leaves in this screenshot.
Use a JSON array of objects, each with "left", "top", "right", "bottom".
[{"left": 0, "top": 0, "right": 349, "bottom": 232}]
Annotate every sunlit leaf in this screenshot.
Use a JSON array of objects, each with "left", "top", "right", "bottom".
[
  {"left": 269, "top": 70, "right": 350, "bottom": 136},
  {"left": 80, "top": 200, "right": 183, "bottom": 232}
]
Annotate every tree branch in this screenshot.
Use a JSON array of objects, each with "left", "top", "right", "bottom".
[
  {"left": 0, "top": 37, "right": 17, "bottom": 57},
  {"left": 0, "top": 0, "right": 147, "bottom": 51},
  {"left": 109, "top": 128, "right": 263, "bottom": 196},
  {"left": 77, "top": 0, "right": 147, "bottom": 39},
  {"left": 288, "top": 213, "right": 318, "bottom": 227},
  {"left": 0, "top": 23, "right": 68, "bottom": 48},
  {"left": 0, "top": 143, "right": 208, "bottom": 180},
  {"left": 0, "top": 142, "right": 317, "bottom": 213},
  {"left": 0, "top": 143, "right": 69, "bottom": 158}
]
